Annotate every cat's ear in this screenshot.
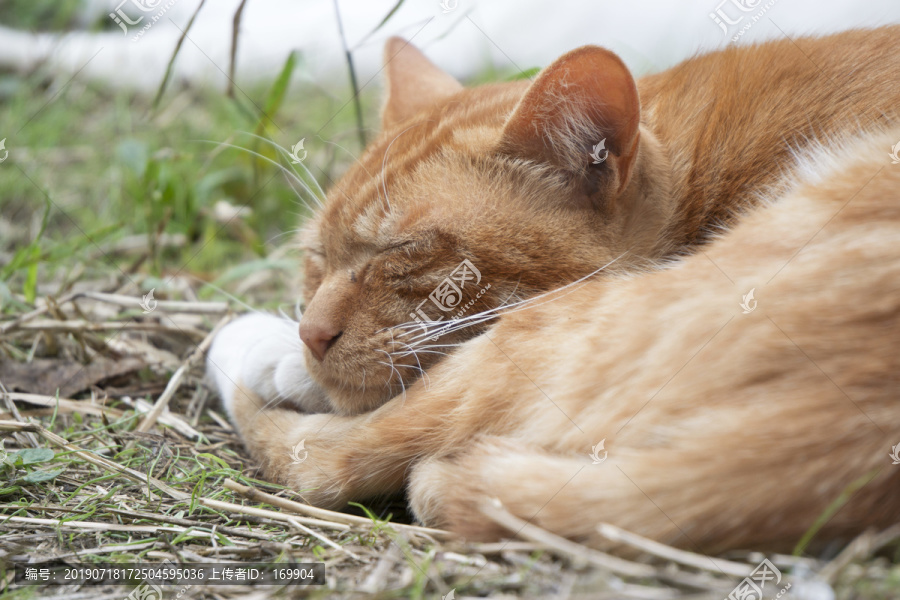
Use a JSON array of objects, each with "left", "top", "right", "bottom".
[
  {"left": 498, "top": 46, "right": 640, "bottom": 199},
  {"left": 382, "top": 37, "right": 462, "bottom": 129}
]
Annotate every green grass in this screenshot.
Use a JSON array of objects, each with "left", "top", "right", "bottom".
[
  {"left": 0, "top": 62, "right": 374, "bottom": 313},
  {"left": 2, "top": 21, "right": 899, "bottom": 598},
  {"left": 0, "top": 0, "right": 88, "bottom": 32},
  {"left": 0, "top": 54, "right": 573, "bottom": 599}
]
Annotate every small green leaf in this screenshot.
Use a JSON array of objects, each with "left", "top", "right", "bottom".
[
  {"left": 22, "top": 467, "right": 65, "bottom": 484},
  {"left": 254, "top": 51, "right": 298, "bottom": 137},
  {"left": 348, "top": 501, "right": 389, "bottom": 524},
  {"left": 24, "top": 245, "right": 40, "bottom": 303},
  {"left": 16, "top": 448, "right": 55, "bottom": 465},
  {"left": 363, "top": 0, "right": 406, "bottom": 40},
  {"left": 0, "top": 195, "right": 49, "bottom": 282},
  {"left": 0, "top": 440, "right": 16, "bottom": 468},
  {"left": 116, "top": 138, "right": 150, "bottom": 178},
  {"left": 505, "top": 67, "right": 541, "bottom": 81},
  {"left": 195, "top": 453, "right": 231, "bottom": 470}
]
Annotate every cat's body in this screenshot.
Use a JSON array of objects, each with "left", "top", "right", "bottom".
[
  {"left": 209, "top": 28, "right": 900, "bottom": 551},
  {"left": 638, "top": 29, "right": 898, "bottom": 246}
]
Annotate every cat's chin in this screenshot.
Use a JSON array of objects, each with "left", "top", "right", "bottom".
[
  {"left": 294, "top": 344, "right": 410, "bottom": 414},
  {"left": 305, "top": 368, "right": 398, "bottom": 415}
]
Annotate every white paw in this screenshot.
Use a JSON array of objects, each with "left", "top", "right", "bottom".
[{"left": 207, "top": 313, "right": 330, "bottom": 421}]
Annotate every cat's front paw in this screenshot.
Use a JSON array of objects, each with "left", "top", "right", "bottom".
[
  {"left": 207, "top": 313, "right": 331, "bottom": 421},
  {"left": 257, "top": 412, "right": 359, "bottom": 509}
]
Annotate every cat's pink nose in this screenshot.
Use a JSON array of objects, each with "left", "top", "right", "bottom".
[{"left": 299, "top": 320, "right": 342, "bottom": 362}]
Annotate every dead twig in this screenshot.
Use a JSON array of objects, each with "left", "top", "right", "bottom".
[
  {"left": 0, "top": 291, "right": 226, "bottom": 336},
  {"left": 0, "top": 421, "right": 350, "bottom": 533},
  {"left": 6, "top": 392, "right": 124, "bottom": 419},
  {"left": 596, "top": 522, "right": 753, "bottom": 577},
  {"left": 224, "top": 478, "right": 453, "bottom": 540},
  {"left": 79, "top": 291, "right": 228, "bottom": 314},
  {"left": 482, "top": 499, "right": 731, "bottom": 591},
  {"left": 0, "top": 292, "right": 78, "bottom": 335},
  {"left": 286, "top": 517, "right": 362, "bottom": 559},
  {"left": 0, "top": 515, "right": 247, "bottom": 542},
  {"left": 479, "top": 497, "right": 656, "bottom": 579},
  {"left": 0, "top": 380, "right": 40, "bottom": 448},
  {"left": 197, "top": 497, "right": 351, "bottom": 532},
  {"left": 1, "top": 504, "right": 271, "bottom": 542},
  {"left": 151, "top": 0, "right": 209, "bottom": 110},
  {"left": 10, "top": 319, "right": 207, "bottom": 340},
  {"left": 820, "top": 524, "right": 900, "bottom": 582},
  {"left": 332, "top": 0, "right": 366, "bottom": 147},
  {"left": 136, "top": 313, "right": 233, "bottom": 433},
  {"left": 227, "top": 0, "right": 249, "bottom": 98}
]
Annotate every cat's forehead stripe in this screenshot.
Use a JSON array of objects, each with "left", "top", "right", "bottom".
[{"left": 323, "top": 85, "right": 526, "bottom": 239}]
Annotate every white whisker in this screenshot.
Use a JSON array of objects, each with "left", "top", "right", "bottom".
[
  {"left": 237, "top": 130, "right": 327, "bottom": 201},
  {"left": 401, "top": 251, "right": 630, "bottom": 346},
  {"left": 195, "top": 139, "right": 324, "bottom": 210}
]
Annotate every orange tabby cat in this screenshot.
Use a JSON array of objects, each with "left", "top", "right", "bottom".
[
  {"left": 293, "top": 27, "right": 898, "bottom": 415},
  {"left": 209, "top": 28, "right": 900, "bottom": 551}
]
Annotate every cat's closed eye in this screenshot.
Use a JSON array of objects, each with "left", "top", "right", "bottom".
[
  {"left": 383, "top": 229, "right": 441, "bottom": 255},
  {"left": 382, "top": 239, "right": 416, "bottom": 253},
  {"left": 378, "top": 245, "right": 440, "bottom": 282},
  {"left": 303, "top": 246, "right": 327, "bottom": 263},
  {"left": 376, "top": 234, "right": 447, "bottom": 280}
]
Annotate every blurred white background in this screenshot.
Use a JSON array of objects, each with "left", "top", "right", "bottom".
[{"left": 1, "top": 0, "right": 898, "bottom": 91}]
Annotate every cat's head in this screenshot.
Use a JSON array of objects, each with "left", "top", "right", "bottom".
[{"left": 298, "top": 38, "right": 672, "bottom": 414}]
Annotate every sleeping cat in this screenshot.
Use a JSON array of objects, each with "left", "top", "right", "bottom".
[{"left": 209, "top": 28, "right": 900, "bottom": 550}]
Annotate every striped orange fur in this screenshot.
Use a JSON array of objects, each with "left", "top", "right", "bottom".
[
  {"left": 219, "top": 27, "right": 900, "bottom": 552},
  {"left": 296, "top": 28, "right": 899, "bottom": 415}
]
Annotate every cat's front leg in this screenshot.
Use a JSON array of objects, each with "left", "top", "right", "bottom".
[
  {"left": 210, "top": 318, "right": 503, "bottom": 508},
  {"left": 222, "top": 369, "right": 474, "bottom": 508},
  {"left": 221, "top": 382, "right": 438, "bottom": 508},
  {"left": 208, "top": 313, "right": 380, "bottom": 507},
  {"left": 207, "top": 312, "right": 332, "bottom": 419},
  {"left": 225, "top": 389, "right": 362, "bottom": 508}
]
